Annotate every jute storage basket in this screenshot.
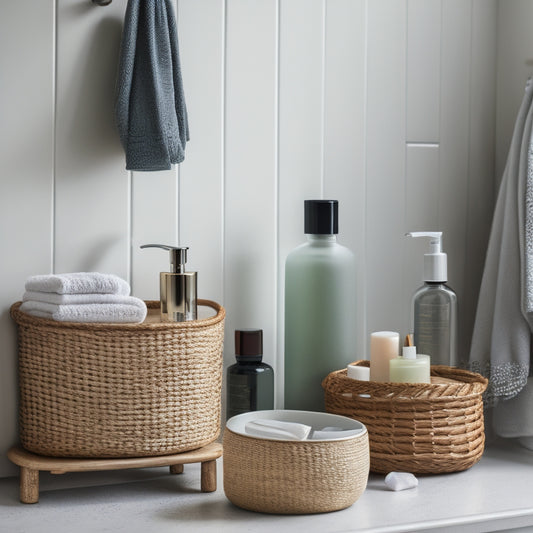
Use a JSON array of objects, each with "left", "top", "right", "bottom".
[
  {"left": 223, "top": 410, "right": 369, "bottom": 514},
  {"left": 10, "top": 300, "right": 225, "bottom": 458},
  {"left": 322, "top": 360, "right": 488, "bottom": 474}
]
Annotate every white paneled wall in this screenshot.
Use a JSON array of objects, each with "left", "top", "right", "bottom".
[{"left": 0, "top": 0, "right": 498, "bottom": 477}]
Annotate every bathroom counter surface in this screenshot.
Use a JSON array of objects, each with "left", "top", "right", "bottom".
[{"left": 1, "top": 437, "right": 533, "bottom": 533}]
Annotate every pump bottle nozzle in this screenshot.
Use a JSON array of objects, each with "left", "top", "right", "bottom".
[
  {"left": 140, "top": 244, "right": 189, "bottom": 274},
  {"left": 406, "top": 231, "right": 447, "bottom": 282},
  {"left": 406, "top": 232, "right": 442, "bottom": 253}
]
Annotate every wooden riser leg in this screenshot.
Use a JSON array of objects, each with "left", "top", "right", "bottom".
[
  {"left": 200, "top": 460, "right": 216, "bottom": 492},
  {"left": 169, "top": 464, "right": 184, "bottom": 475},
  {"left": 20, "top": 467, "right": 39, "bottom": 504}
]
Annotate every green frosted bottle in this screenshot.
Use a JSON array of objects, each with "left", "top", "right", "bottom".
[{"left": 284, "top": 200, "right": 357, "bottom": 412}]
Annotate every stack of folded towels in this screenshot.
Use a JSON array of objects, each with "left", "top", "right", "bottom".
[{"left": 20, "top": 272, "right": 147, "bottom": 323}]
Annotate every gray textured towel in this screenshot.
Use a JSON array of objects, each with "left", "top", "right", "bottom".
[
  {"left": 115, "top": 0, "right": 189, "bottom": 171},
  {"left": 468, "top": 79, "right": 533, "bottom": 406}
]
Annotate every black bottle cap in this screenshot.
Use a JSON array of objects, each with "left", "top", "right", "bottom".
[
  {"left": 235, "top": 329, "right": 263, "bottom": 356},
  {"left": 304, "top": 200, "right": 338, "bottom": 234}
]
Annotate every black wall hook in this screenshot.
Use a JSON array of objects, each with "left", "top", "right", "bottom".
[{"left": 92, "top": 0, "right": 112, "bottom": 6}]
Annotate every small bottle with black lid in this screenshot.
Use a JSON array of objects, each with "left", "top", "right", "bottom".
[{"left": 226, "top": 329, "right": 274, "bottom": 421}]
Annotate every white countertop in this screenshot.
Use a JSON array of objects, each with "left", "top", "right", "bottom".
[{"left": 2, "top": 437, "right": 533, "bottom": 533}]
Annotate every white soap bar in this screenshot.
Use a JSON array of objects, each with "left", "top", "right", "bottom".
[
  {"left": 384, "top": 472, "right": 418, "bottom": 491},
  {"left": 244, "top": 419, "right": 312, "bottom": 440},
  {"left": 347, "top": 364, "right": 370, "bottom": 381}
]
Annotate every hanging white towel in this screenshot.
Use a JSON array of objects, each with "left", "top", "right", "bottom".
[
  {"left": 25, "top": 273, "right": 130, "bottom": 296},
  {"left": 469, "top": 79, "right": 533, "bottom": 406}
]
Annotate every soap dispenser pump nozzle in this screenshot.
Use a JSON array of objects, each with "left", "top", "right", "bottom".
[
  {"left": 140, "top": 243, "right": 197, "bottom": 322},
  {"left": 406, "top": 231, "right": 447, "bottom": 283},
  {"left": 140, "top": 244, "right": 188, "bottom": 274}
]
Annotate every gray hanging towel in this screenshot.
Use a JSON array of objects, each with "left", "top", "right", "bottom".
[
  {"left": 115, "top": 0, "right": 189, "bottom": 171},
  {"left": 468, "top": 79, "right": 533, "bottom": 406}
]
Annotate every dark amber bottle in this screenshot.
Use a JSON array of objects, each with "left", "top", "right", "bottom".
[{"left": 226, "top": 329, "right": 274, "bottom": 421}]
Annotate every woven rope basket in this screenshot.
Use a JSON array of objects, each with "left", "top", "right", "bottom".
[
  {"left": 11, "top": 300, "right": 225, "bottom": 458},
  {"left": 322, "top": 360, "right": 488, "bottom": 474},
  {"left": 223, "top": 411, "right": 369, "bottom": 514}
]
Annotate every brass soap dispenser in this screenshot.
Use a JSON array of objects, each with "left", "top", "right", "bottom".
[{"left": 140, "top": 244, "right": 197, "bottom": 322}]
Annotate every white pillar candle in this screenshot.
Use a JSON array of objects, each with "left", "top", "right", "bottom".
[
  {"left": 347, "top": 364, "right": 370, "bottom": 381},
  {"left": 369, "top": 331, "right": 400, "bottom": 382}
]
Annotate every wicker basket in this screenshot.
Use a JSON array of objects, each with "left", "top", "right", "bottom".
[
  {"left": 223, "top": 410, "right": 369, "bottom": 514},
  {"left": 322, "top": 360, "right": 488, "bottom": 474},
  {"left": 10, "top": 300, "right": 225, "bottom": 458}
]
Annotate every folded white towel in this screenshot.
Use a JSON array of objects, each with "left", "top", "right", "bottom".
[
  {"left": 25, "top": 272, "right": 130, "bottom": 295},
  {"left": 23, "top": 291, "right": 136, "bottom": 305},
  {"left": 244, "top": 419, "right": 312, "bottom": 441},
  {"left": 20, "top": 297, "right": 147, "bottom": 323}
]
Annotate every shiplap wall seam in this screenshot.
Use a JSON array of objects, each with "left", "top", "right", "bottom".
[
  {"left": 274, "top": 0, "right": 281, "bottom": 407},
  {"left": 127, "top": 172, "right": 132, "bottom": 287},
  {"left": 221, "top": 0, "right": 227, "bottom": 309},
  {"left": 320, "top": 0, "right": 327, "bottom": 198},
  {"left": 362, "top": 0, "right": 369, "bottom": 350},
  {"left": 52, "top": 0, "right": 58, "bottom": 275}
]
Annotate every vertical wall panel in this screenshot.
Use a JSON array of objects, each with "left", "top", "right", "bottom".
[
  {"left": 406, "top": 0, "right": 441, "bottom": 143},
  {"left": 438, "top": 0, "right": 471, "bottom": 355},
  {"left": 366, "top": 0, "right": 407, "bottom": 341},
  {"left": 131, "top": 172, "right": 178, "bottom": 299},
  {"left": 403, "top": 145, "right": 440, "bottom": 332},
  {"left": 403, "top": 0, "right": 441, "bottom": 337},
  {"left": 54, "top": 1, "right": 130, "bottom": 278},
  {"left": 130, "top": 1, "right": 184, "bottom": 301},
  {"left": 277, "top": 0, "right": 324, "bottom": 406},
  {"left": 0, "top": 0, "right": 55, "bottom": 477},
  {"left": 404, "top": 147, "right": 440, "bottom": 241},
  {"left": 224, "top": 0, "right": 278, "bottom": 408},
  {"left": 323, "top": 0, "right": 367, "bottom": 358},
  {"left": 178, "top": 0, "right": 225, "bottom": 305},
  {"left": 464, "top": 0, "right": 497, "bottom": 358}
]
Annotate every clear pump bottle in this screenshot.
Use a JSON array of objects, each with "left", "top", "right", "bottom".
[
  {"left": 407, "top": 232, "right": 458, "bottom": 367},
  {"left": 284, "top": 200, "right": 357, "bottom": 411}
]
